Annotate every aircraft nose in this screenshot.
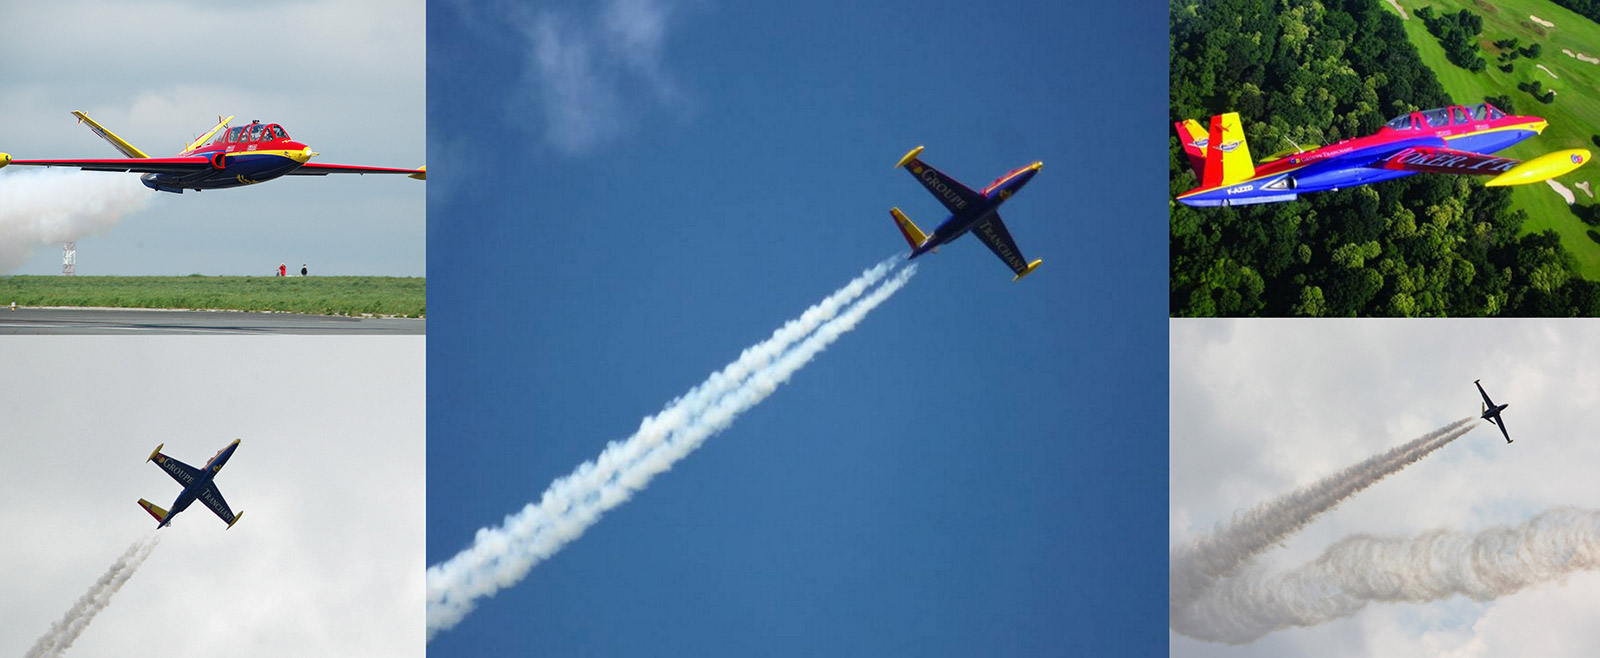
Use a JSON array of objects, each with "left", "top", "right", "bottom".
[
  {"left": 290, "top": 146, "right": 318, "bottom": 164},
  {"left": 1530, "top": 119, "right": 1549, "bottom": 134},
  {"left": 1030, "top": 161, "right": 1043, "bottom": 171}
]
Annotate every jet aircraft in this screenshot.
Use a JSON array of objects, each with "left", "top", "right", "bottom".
[
  {"left": 0, "top": 112, "right": 424, "bottom": 193},
  {"left": 889, "top": 146, "right": 1044, "bottom": 281},
  {"left": 1174, "top": 103, "right": 1590, "bottom": 206},
  {"left": 138, "top": 439, "right": 245, "bottom": 529},
  {"left": 1475, "top": 379, "right": 1512, "bottom": 444}
]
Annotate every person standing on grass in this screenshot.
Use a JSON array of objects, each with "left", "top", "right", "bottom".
[
  {"left": 279, "top": 262, "right": 287, "bottom": 277},
  {"left": 301, "top": 264, "right": 308, "bottom": 276}
]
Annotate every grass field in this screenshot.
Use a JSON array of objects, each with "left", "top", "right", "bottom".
[
  {"left": 0, "top": 276, "right": 425, "bottom": 317},
  {"left": 1391, "top": 0, "right": 1600, "bottom": 278}
]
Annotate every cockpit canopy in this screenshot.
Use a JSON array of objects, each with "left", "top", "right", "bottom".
[
  {"left": 211, "top": 122, "right": 289, "bottom": 145},
  {"left": 1383, "top": 103, "right": 1507, "bottom": 131}
]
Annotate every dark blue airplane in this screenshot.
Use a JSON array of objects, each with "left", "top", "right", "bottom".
[
  {"left": 139, "top": 439, "right": 245, "bottom": 529},
  {"left": 889, "top": 146, "right": 1044, "bottom": 281},
  {"left": 1475, "top": 380, "right": 1512, "bottom": 444}
]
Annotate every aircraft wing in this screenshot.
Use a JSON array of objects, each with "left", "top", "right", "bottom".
[
  {"left": 971, "top": 213, "right": 1042, "bottom": 281},
  {"left": 197, "top": 484, "right": 239, "bottom": 527},
  {"left": 151, "top": 452, "right": 204, "bottom": 489},
  {"left": 1492, "top": 416, "right": 1511, "bottom": 442},
  {"left": 1476, "top": 380, "right": 1497, "bottom": 408},
  {"left": 287, "top": 163, "right": 425, "bottom": 179},
  {"left": 8, "top": 156, "right": 213, "bottom": 174},
  {"left": 898, "top": 151, "right": 981, "bottom": 215}
]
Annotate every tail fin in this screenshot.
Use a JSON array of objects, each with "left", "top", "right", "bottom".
[
  {"left": 138, "top": 499, "right": 169, "bottom": 525},
  {"left": 184, "top": 115, "right": 234, "bottom": 152},
  {"left": 1174, "top": 119, "right": 1209, "bottom": 181},
  {"left": 889, "top": 207, "right": 928, "bottom": 251},
  {"left": 70, "top": 111, "right": 149, "bottom": 159},
  {"left": 1200, "top": 112, "right": 1256, "bottom": 189}
]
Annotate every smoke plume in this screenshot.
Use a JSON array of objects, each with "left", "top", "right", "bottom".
[
  {"left": 426, "top": 256, "right": 916, "bottom": 639},
  {"left": 24, "top": 533, "right": 162, "bottom": 658},
  {"left": 1171, "top": 418, "right": 1479, "bottom": 641},
  {"left": 0, "top": 169, "right": 151, "bottom": 272}
]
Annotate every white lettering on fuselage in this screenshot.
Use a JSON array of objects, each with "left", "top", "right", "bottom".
[
  {"left": 920, "top": 169, "right": 967, "bottom": 210},
  {"left": 1226, "top": 184, "right": 1255, "bottom": 194},
  {"left": 1392, "top": 148, "right": 1515, "bottom": 172},
  {"left": 1300, "top": 145, "right": 1355, "bottom": 163}
]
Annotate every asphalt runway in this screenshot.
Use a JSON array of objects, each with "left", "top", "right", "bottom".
[{"left": 0, "top": 307, "right": 424, "bottom": 335}]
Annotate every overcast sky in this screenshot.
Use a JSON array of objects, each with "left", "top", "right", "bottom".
[
  {"left": 0, "top": 0, "right": 423, "bottom": 276},
  {"left": 0, "top": 338, "right": 423, "bottom": 657},
  {"left": 1171, "top": 319, "right": 1600, "bottom": 657}
]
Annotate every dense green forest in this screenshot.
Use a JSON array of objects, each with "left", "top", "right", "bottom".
[
  {"left": 1417, "top": 6, "right": 1487, "bottom": 71},
  {"left": 1551, "top": 0, "right": 1600, "bottom": 24},
  {"left": 1171, "top": 0, "right": 1600, "bottom": 316}
]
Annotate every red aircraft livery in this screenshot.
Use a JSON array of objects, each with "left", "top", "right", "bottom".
[
  {"left": 0, "top": 112, "right": 424, "bottom": 193},
  {"left": 1174, "top": 103, "right": 1589, "bottom": 206}
]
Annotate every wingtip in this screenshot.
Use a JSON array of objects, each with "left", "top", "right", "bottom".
[
  {"left": 896, "top": 145, "right": 925, "bottom": 169},
  {"left": 1012, "top": 259, "right": 1043, "bottom": 282}
]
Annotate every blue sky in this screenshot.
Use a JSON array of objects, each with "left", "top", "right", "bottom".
[{"left": 427, "top": 0, "right": 1166, "bottom": 655}]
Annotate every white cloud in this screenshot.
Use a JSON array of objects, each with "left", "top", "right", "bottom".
[{"left": 488, "top": 0, "right": 690, "bottom": 155}]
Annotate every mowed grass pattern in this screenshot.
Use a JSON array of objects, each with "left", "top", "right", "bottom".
[
  {"left": 1392, "top": 0, "right": 1600, "bottom": 277},
  {"left": 0, "top": 276, "right": 425, "bottom": 317}
]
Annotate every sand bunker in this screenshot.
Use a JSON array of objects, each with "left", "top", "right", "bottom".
[
  {"left": 1577, "top": 181, "right": 1594, "bottom": 199},
  {"left": 1548, "top": 178, "right": 1577, "bottom": 204},
  {"left": 1530, "top": 14, "right": 1555, "bottom": 28},
  {"left": 1562, "top": 48, "right": 1600, "bottom": 64},
  {"left": 1537, "top": 64, "right": 1560, "bottom": 79}
]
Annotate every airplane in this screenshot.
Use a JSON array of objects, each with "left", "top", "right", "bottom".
[
  {"left": 1474, "top": 379, "right": 1512, "bottom": 444},
  {"left": 0, "top": 112, "right": 424, "bottom": 193},
  {"left": 1174, "top": 102, "right": 1590, "bottom": 207},
  {"left": 138, "top": 439, "right": 245, "bottom": 529},
  {"left": 889, "top": 146, "right": 1044, "bottom": 281}
]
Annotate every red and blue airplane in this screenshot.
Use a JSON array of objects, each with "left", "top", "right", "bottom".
[
  {"left": 138, "top": 439, "right": 244, "bottom": 530},
  {"left": 1174, "top": 102, "right": 1590, "bottom": 206},
  {"left": 0, "top": 112, "right": 424, "bottom": 193},
  {"left": 890, "top": 146, "right": 1044, "bottom": 281}
]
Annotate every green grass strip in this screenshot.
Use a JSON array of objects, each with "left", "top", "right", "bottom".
[{"left": 0, "top": 275, "right": 425, "bottom": 318}]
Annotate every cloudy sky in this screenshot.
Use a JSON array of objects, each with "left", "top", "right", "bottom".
[
  {"left": 1171, "top": 319, "right": 1600, "bottom": 656},
  {"left": 0, "top": 0, "right": 423, "bottom": 276},
  {"left": 0, "top": 338, "right": 423, "bottom": 657}
]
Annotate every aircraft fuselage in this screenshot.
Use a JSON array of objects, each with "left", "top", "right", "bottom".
[
  {"left": 142, "top": 122, "right": 316, "bottom": 193},
  {"left": 910, "top": 163, "right": 1041, "bottom": 259},
  {"left": 1482, "top": 403, "right": 1509, "bottom": 421},
  {"left": 1177, "top": 107, "right": 1549, "bottom": 207},
  {"left": 159, "top": 439, "right": 239, "bottom": 528}
]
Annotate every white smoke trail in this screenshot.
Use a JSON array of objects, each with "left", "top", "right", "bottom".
[
  {"left": 426, "top": 258, "right": 917, "bottom": 639},
  {"left": 0, "top": 169, "right": 152, "bottom": 272},
  {"left": 1177, "top": 507, "right": 1600, "bottom": 644},
  {"left": 1172, "top": 417, "right": 1478, "bottom": 615},
  {"left": 24, "top": 533, "right": 162, "bottom": 658}
]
